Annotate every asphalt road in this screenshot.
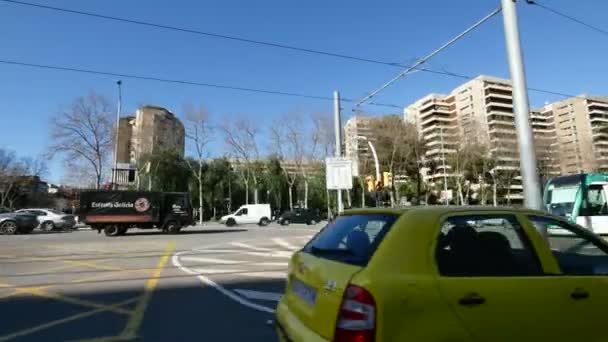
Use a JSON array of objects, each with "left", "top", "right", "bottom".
[{"left": 0, "top": 222, "right": 323, "bottom": 342}]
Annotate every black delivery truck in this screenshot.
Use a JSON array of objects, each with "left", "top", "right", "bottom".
[{"left": 79, "top": 191, "right": 193, "bottom": 236}]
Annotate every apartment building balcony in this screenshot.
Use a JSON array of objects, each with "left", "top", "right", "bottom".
[
  {"left": 588, "top": 102, "right": 608, "bottom": 111},
  {"left": 484, "top": 91, "right": 512, "bottom": 101},
  {"left": 421, "top": 122, "right": 457, "bottom": 134},
  {"left": 487, "top": 109, "right": 514, "bottom": 117},
  {"left": 425, "top": 139, "right": 458, "bottom": 148},
  {"left": 420, "top": 114, "right": 455, "bottom": 127},
  {"left": 489, "top": 127, "right": 517, "bottom": 135},
  {"left": 484, "top": 82, "right": 512, "bottom": 93},
  {"left": 589, "top": 117, "right": 608, "bottom": 125},
  {"left": 426, "top": 148, "right": 457, "bottom": 157},
  {"left": 424, "top": 130, "right": 459, "bottom": 140}
]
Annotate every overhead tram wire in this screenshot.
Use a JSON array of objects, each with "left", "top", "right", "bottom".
[
  {"left": 526, "top": 0, "right": 608, "bottom": 38},
  {"left": 353, "top": 6, "right": 503, "bottom": 109},
  {"left": 0, "top": 59, "right": 402, "bottom": 109},
  {"left": 0, "top": 1, "right": 587, "bottom": 104},
  {"left": 0, "top": 0, "right": 574, "bottom": 107}
]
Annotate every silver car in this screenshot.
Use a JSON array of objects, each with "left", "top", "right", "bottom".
[
  {"left": 16, "top": 208, "right": 76, "bottom": 231},
  {"left": 0, "top": 212, "right": 39, "bottom": 235}
]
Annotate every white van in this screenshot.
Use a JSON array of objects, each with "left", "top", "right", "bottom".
[{"left": 220, "top": 204, "right": 271, "bottom": 227}]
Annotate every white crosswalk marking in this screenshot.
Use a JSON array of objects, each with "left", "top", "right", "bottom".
[
  {"left": 234, "top": 289, "right": 283, "bottom": 302},
  {"left": 193, "top": 268, "right": 247, "bottom": 274},
  {"left": 231, "top": 242, "right": 274, "bottom": 252},
  {"left": 241, "top": 271, "right": 287, "bottom": 279},
  {"left": 180, "top": 256, "right": 242, "bottom": 264},
  {"left": 272, "top": 238, "right": 298, "bottom": 251}
]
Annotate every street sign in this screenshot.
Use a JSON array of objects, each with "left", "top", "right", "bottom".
[{"left": 326, "top": 157, "right": 353, "bottom": 190}]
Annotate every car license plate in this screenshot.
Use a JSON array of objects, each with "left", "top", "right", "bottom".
[{"left": 292, "top": 279, "right": 317, "bottom": 306}]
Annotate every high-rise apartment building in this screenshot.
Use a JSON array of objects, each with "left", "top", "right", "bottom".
[
  {"left": 538, "top": 95, "right": 608, "bottom": 175},
  {"left": 113, "top": 106, "right": 185, "bottom": 186},
  {"left": 406, "top": 74, "right": 608, "bottom": 202},
  {"left": 405, "top": 75, "right": 559, "bottom": 200},
  {"left": 116, "top": 105, "right": 185, "bottom": 165}
]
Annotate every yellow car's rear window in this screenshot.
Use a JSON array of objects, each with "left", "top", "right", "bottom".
[{"left": 303, "top": 214, "right": 398, "bottom": 266}]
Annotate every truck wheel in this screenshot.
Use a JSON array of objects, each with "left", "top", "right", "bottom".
[
  {"left": 226, "top": 218, "right": 236, "bottom": 227},
  {"left": 166, "top": 221, "right": 181, "bottom": 234},
  {"left": 259, "top": 217, "right": 270, "bottom": 227},
  {"left": 104, "top": 225, "right": 120, "bottom": 237},
  {"left": 281, "top": 219, "right": 290, "bottom": 226},
  {"left": 308, "top": 219, "right": 317, "bottom": 225}
]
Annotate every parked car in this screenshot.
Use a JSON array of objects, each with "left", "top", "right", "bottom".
[
  {"left": 279, "top": 208, "right": 322, "bottom": 226},
  {"left": 276, "top": 206, "right": 608, "bottom": 342},
  {"left": 0, "top": 212, "right": 39, "bottom": 235},
  {"left": 220, "top": 204, "right": 271, "bottom": 227},
  {"left": 16, "top": 208, "right": 76, "bottom": 231}
]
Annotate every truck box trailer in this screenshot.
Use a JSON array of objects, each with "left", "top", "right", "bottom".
[{"left": 79, "top": 191, "right": 193, "bottom": 236}]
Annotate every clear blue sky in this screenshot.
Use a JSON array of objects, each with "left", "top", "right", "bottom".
[{"left": 1, "top": 0, "right": 606, "bottom": 184}]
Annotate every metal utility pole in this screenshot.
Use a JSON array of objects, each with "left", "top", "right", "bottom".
[
  {"left": 112, "top": 80, "right": 122, "bottom": 188},
  {"left": 501, "top": 0, "right": 542, "bottom": 210},
  {"left": 333, "top": 91, "right": 344, "bottom": 214},
  {"left": 439, "top": 125, "right": 449, "bottom": 205}
]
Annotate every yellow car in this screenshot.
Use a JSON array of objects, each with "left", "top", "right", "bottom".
[{"left": 275, "top": 207, "right": 608, "bottom": 342}]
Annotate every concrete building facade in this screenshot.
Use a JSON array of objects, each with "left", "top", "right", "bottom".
[
  {"left": 405, "top": 75, "right": 561, "bottom": 200},
  {"left": 114, "top": 106, "right": 185, "bottom": 187},
  {"left": 116, "top": 105, "right": 185, "bottom": 165},
  {"left": 405, "top": 74, "right": 608, "bottom": 202}
]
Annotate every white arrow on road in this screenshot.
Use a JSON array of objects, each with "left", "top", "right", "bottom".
[{"left": 234, "top": 289, "right": 283, "bottom": 302}]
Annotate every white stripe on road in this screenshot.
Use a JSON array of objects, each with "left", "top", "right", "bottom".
[
  {"left": 272, "top": 238, "right": 298, "bottom": 251},
  {"left": 234, "top": 289, "right": 283, "bottom": 302},
  {"left": 230, "top": 242, "right": 273, "bottom": 252},
  {"left": 180, "top": 256, "right": 242, "bottom": 264},
  {"left": 241, "top": 271, "right": 286, "bottom": 279},
  {"left": 172, "top": 252, "right": 275, "bottom": 314},
  {"left": 256, "top": 262, "right": 288, "bottom": 267},
  {"left": 241, "top": 251, "right": 294, "bottom": 259},
  {"left": 192, "top": 268, "right": 247, "bottom": 274}
]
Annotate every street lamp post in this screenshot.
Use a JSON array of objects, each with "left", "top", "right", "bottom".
[
  {"left": 439, "top": 125, "right": 449, "bottom": 205},
  {"left": 356, "top": 136, "right": 381, "bottom": 207},
  {"left": 112, "top": 80, "right": 122, "bottom": 189}
]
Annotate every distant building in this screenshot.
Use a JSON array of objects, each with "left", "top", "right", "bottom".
[
  {"left": 405, "top": 74, "right": 608, "bottom": 202},
  {"left": 344, "top": 116, "right": 382, "bottom": 175},
  {"left": 114, "top": 105, "right": 185, "bottom": 186}
]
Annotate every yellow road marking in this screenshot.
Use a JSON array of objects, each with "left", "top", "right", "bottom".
[
  {"left": 13, "top": 263, "right": 81, "bottom": 276},
  {"left": 0, "top": 297, "right": 139, "bottom": 342},
  {"left": 69, "top": 268, "right": 152, "bottom": 284},
  {"left": 15, "top": 287, "right": 132, "bottom": 315},
  {"left": 120, "top": 241, "right": 175, "bottom": 339}
]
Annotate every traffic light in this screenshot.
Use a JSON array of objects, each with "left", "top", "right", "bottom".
[
  {"left": 383, "top": 172, "right": 393, "bottom": 188},
  {"left": 365, "top": 175, "right": 375, "bottom": 192}
]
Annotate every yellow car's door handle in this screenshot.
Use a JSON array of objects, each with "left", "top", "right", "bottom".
[
  {"left": 570, "top": 288, "right": 590, "bottom": 300},
  {"left": 458, "top": 293, "right": 486, "bottom": 307}
]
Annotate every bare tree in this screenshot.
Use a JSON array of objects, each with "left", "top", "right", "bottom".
[
  {"left": 184, "top": 104, "right": 213, "bottom": 225},
  {"left": 0, "top": 149, "right": 23, "bottom": 208},
  {"left": 221, "top": 117, "right": 263, "bottom": 204},
  {"left": 0, "top": 149, "right": 48, "bottom": 208},
  {"left": 310, "top": 112, "right": 335, "bottom": 215},
  {"left": 270, "top": 115, "right": 301, "bottom": 210},
  {"left": 48, "top": 93, "right": 113, "bottom": 189},
  {"left": 372, "top": 116, "right": 416, "bottom": 207}
]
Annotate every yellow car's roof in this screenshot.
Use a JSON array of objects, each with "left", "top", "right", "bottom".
[{"left": 343, "top": 206, "right": 548, "bottom": 217}]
